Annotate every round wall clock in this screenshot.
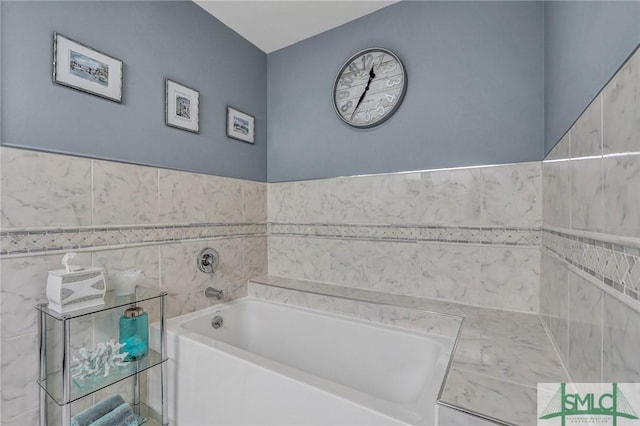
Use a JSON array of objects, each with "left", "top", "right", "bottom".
[{"left": 332, "top": 47, "right": 407, "bottom": 128}]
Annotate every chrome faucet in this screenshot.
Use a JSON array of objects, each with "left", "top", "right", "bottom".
[{"left": 205, "top": 287, "right": 224, "bottom": 300}]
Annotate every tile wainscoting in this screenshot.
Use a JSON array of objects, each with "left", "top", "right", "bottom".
[
  {"left": 0, "top": 147, "right": 268, "bottom": 423},
  {"left": 541, "top": 249, "right": 640, "bottom": 383},
  {"left": 268, "top": 161, "right": 543, "bottom": 313},
  {"left": 269, "top": 235, "right": 541, "bottom": 313},
  {"left": 269, "top": 162, "right": 542, "bottom": 228},
  {"left": 541, "top": 47, "right": 640, "bottom": 384},
  {"left": 1, "top": 148, "right": 546, "bottom": 422}
]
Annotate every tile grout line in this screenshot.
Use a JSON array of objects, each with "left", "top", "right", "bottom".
[
  {"left": 538, "top": 308, "right": 573, "bottom": 383},
  {"left": 2, "top": 329, "right": 37, "bottom": 342},
  {"left": 566, "top": 276, "right": 573, "bottom": 382},
  {"left": 568, "top": 130, "right": 573, "bottom": 231},
  {"left": 598, "top": 94, "right": 606, "bottom": 385},
  {"left": 566, "top": 269, "right": 572, "bottom": 379},
  {"left": 599, "top": 94, "right": 605, "bottom": 237},
  {"left": 600, "top": 290, "right": 604, "bottom": 383},
  {"left": 158, "top": 242, "right": 163, "bottom": 296},
  {"left": 156, "top": 168, "right": 160, "bottom": 225},
  {"left": 91, "top": 159, "right": 95, "bottom": 227}
]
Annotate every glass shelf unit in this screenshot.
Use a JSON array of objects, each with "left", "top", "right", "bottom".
[
  {"left": 37, "top": 288, "right": 169, "bottom": 425},
  {"left": 36, "top": 287, "right": 164, "bottom": 320},
  {"left": 39, "top": 349, "right": 164, "bottom": 405}
]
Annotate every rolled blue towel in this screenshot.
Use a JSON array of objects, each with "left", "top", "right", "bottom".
[
  {"left": 71, "top": 395, "right": 125, "bottom": 426},
  {"left": 88, "top": 402, "right": 137, "bottom": 426}
]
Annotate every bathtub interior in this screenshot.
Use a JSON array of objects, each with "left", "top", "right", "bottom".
[
  {"left": 181, "top": 299, "right": 451, "bottom": 404},
  {"left": 151, "top": 297, "right": 457, "bottom": 425}
]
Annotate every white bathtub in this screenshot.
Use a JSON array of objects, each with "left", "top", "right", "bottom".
[{"left": 149, "top": 297, "right": 454, "bottom": 425}]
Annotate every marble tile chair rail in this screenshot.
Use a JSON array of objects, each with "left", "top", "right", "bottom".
[
  {"left": 543, "top": 229, "right": 640, "bottom": 302},
  {"left": 0, "top": 223, "right": 267, "bottom": 256},
  {"left": 268, "top": 223, "right": 541, "bottom": 246}
]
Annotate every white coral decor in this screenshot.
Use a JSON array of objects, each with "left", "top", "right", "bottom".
[{"left": 71, "top": 339, "right": 129, "bottom": 380}]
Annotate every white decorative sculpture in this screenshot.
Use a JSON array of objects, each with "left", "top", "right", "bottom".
[{"left": 71, "top": 339, "right": 129, "bottom": 382}]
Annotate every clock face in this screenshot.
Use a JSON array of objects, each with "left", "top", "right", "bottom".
[{"left": 333, "top": 48, "right": 407, "bottom": 128}]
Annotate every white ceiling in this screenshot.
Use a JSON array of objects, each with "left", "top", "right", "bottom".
[{"left": 194, "top": 1, "right": 400, "bottom": 53}]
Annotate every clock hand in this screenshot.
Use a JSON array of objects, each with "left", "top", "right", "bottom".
[
  {"left": 350, "top": 66, "right": 376, "bottom": 120},
  {"left": 350, "top": 91, "right": 367, "bottom": 120}
]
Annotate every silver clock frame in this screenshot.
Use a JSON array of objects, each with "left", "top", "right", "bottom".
[{"left": 332, "top": 47, "right": 407, "bottom": 129}]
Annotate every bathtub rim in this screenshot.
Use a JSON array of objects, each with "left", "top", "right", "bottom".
[
  {"left": 248, "top": 276, "right": 465, "bottom": 323},
  {"left": 185, "top": 295, "right": 460, "bottom": 341}
]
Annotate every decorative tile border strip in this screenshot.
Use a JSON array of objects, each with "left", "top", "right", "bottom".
[
  {"left": 0, "top": 223, "right": 267, "bottom": 256},
  {"left": 268, "top": 223, "right": 541, "bottom": 246},
  {"left": 543, "top": 228, "right": 640, "bottom": 302}
]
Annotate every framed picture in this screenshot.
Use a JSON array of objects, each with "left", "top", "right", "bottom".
[
  {"left": 165, "top": 79, "right": 200, "bottom": 133},
  {"left": 53, "top": 32, "right": 123, "bottom": 103},
  {"left": 226, "top": 106, "right": 255, "bottom": 144}
]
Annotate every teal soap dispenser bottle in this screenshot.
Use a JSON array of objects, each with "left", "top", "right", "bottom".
[{"left": 119, "top": 306, "right": 149, "bottom": 361}]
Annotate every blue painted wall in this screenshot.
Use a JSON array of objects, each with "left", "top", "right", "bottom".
[
  {"left": 0, "top": 1, "right": 268, "bottom": 181},
  {"left": 544, "top": 1, "right": 640, "bottom": 155},
  {"left": 4, "top": 1, "right": 636, "bottom": 181},
  {"left": 267, "top": 1, "right": 544, "bottom": 182}
]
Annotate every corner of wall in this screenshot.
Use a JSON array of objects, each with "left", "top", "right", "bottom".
[{"left": 540, "top": 45, "right": 640, "bottom": 383}]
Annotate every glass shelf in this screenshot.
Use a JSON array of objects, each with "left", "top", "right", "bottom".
[
  {"left": 36, "top": 287, "right": 166, "bottom": 320},
  {"left": 39, "top": 349, "right": 166, "bottom": 405},
  {"left": 137, "top": 402, "right": 163, "bottom": 426}
]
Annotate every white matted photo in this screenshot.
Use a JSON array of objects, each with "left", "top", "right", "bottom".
[
  {"left": 165, "top": 79, "right": 200, "bottom": 133},
  {"left": 53, "top": 32, "right": 123, "bottom": 102},
  {"left": 227, "top": 106, "right": 255, "bottom": 144}
]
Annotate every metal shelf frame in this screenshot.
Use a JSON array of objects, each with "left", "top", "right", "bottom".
[{"left": 37, "top": 290, "right": 169, "bottom": 426}]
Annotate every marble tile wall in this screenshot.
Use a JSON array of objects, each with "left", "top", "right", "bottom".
[
  {"left": 269, "top": 236, "right": 541, "bottom": 313},
  {"left": 541, "top": 47, "right": 640, "bottom": 384},
  {"left": 0, "top": 147, "right": 268, "bottom": 423},
  {"left": 541, "top": 250, "right": 640, "bottom": 384},
  {"left": 269, "top": 162, "right": 542, "bottom": 228},
  {"left": 268, "top": 161, "right": 542, "bottom": 313}
]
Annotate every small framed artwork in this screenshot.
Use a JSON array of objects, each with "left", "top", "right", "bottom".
[
  {"left": 226, "top": 106, "right": 255, "bottom": 144},
  {"left": 166, "top": 79, "right": 200, "bottom": 133},
  {"left": 53, "top": 32, "right": 123, "bottom": 103}
]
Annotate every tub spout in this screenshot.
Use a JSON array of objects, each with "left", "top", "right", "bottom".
[{"left": 205, "top": 287, "right": 224, "bottom": 300}]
